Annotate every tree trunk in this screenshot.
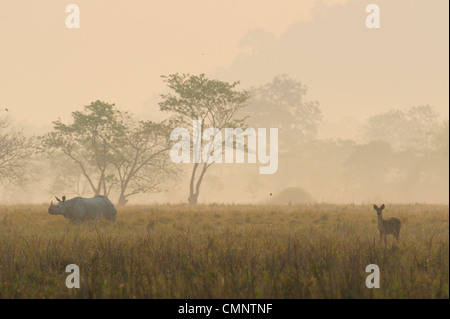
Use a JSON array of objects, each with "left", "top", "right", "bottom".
[
  {"left": 188, "top": 163, "right": 199, "bottom": 205},
  {"left": 118, "top": 193, "right": 128, "bottom": 206},
  {"left": 188, "top": 193, "right": 198, "bottom": 205},
  {"left": 187, "top": 163, "right": 209, "bottom": 205}
]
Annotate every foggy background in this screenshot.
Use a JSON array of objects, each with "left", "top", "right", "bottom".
[{"left": 0, "top": 0, "right": 448, "bottom": 205}]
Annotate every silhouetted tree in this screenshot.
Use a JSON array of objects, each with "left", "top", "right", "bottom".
[
  {"left": 0, "top": 116, "right": 35, "bottom": 185},
  {"left": 159, "top": 73, "right": 250, "bottom": 204},
  {"left": 242, "top": 74, "right": 322, "bottom": 147},
  {"left": 111, "top": 120, "right": 176, "bottom": 206},
  {"left": 362, "top": 105, "right": 441, "bottom": 153},
  {"left": 41, "top": 101, "right": 175, "bottom": 205}
]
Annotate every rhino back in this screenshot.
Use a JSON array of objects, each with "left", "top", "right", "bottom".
[
  {"left": 64, "top": 197, "right": 87, "bottom": 220},
  {"left": 83, "top": 196, "right": 117, "bottom": 220}
]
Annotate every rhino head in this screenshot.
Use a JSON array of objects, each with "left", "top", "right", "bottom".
[{"left": 48, "top": 195, "right": 67, "bottom": 216}]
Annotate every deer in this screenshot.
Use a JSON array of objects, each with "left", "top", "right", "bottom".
[{"left": 373, "top": 204, "right": 401, "bottom": 242}]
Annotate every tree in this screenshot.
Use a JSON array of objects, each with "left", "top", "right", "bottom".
[
  {"left": 242, "top": 74, "right": 322, "bottom": 147},
  {"left": 343, "top": 140, "right": 396, "bottom": 196},
  {"left": 0, "top": 115, "right": 35, "bottom": 185},
  {"left": 45, "top": 152, "right": 92, "bottom": 197},
  {"left": 159, "top": 73, "right": 250, "bottom": 204},
  {"left": 110, "top": 120, "right": 176, "bottom": 206},
  {"left": 41, "top": 100, "right": 175, "bottom": 205},
  {"left": 41, "top": 101, "right": 121, "bottom": 197},
  {"left": 429, "top": 119, "right": 449, "bottom": 160},
  {"left": 235, "top": 75, "right": 322, "bottom": 201},
  {"left": 362, "top": 105, "right": 441, "bottom": 153}
]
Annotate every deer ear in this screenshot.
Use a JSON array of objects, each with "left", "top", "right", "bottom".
[
  {"left": 373, "top": 204, "right": 378, "bottom": 210},
  {"left": 381, "top": 204, "right": 385, "bottom": 209}
]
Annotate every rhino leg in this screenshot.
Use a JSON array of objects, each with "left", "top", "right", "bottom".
[
  {"left": 107, "top": 213, "right": 116, "bottom": 222},
  {"left": 70, "top": 217, "right": 83, "bottom": 224}
]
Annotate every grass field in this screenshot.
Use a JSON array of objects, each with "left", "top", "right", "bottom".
[{"left": 0, "top": 203, "right": 448, "bottom": 298}]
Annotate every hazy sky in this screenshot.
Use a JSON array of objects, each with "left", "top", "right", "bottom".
[{"left": 0, "top": 0, "right": 448, "bottom": 136}]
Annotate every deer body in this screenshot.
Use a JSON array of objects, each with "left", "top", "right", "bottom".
[{"left": 374, "top": 204, "right": 401, "bottom": 241}]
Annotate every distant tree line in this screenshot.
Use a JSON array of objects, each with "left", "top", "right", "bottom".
[{"left": 1, "top": 74, "right": 448, "bottom": 205}]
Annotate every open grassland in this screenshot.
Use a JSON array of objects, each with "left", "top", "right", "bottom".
[{"left": 0, "top": 203, "right": 448, "bottom": 298}]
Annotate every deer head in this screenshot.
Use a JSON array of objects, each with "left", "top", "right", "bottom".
[{"left": 373, "top": 204, "right": 385, "bottom": 215}]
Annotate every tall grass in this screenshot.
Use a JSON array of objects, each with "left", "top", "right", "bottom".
[{"left": 0, "top": 203, "right": 448, "bottom": 298}]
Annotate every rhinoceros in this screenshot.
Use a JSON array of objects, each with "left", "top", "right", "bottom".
[{"left": 48, "top": 195, "right": 117, "bottom": 223}]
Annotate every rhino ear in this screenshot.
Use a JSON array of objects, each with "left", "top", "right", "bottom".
[
  {"left": 55, "top": 196, "right": 61, "bottom": 202},
  {"left": 62, "top": 196, "right": 66, "bottom": 202}
]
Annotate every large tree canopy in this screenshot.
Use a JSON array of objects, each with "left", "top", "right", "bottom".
[
  {"left": 40, "top": 100, "right": 175, "bottom": 205},
  {"left": 242, "top": 74, "right": 322, "bottom": 147}
]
